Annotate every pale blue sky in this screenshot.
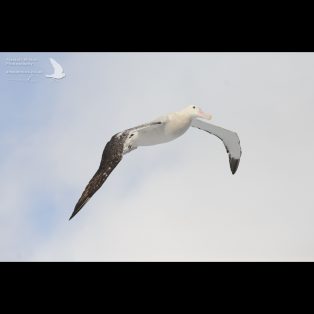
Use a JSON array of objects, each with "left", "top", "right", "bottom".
[{"left": 1, "top": 52, "right": 314, "bottom": 261}]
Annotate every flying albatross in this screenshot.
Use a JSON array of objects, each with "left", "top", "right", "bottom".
[{"left": 70, "top": 105, "right": 242, "bottom": 220}]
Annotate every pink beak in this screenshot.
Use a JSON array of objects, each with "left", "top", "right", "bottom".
[{"left": 198, "top": 109, "right": 212, "bottom": 120}]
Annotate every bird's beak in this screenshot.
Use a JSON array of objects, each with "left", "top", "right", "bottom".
[{"left": 198, "top": 109, "right": 212, "bottom": 120}]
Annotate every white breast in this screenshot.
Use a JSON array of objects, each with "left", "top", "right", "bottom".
[{"left": 135, "top": 113, "right": 191, "bottom": 147}]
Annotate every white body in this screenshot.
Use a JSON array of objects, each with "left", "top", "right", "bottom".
[{"left": 135, "top": 112, "right": 193, "bottom": 146}]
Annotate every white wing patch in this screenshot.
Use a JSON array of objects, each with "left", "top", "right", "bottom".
[{"left": 191, "top": 118, "right": 242, "bottom": 174}]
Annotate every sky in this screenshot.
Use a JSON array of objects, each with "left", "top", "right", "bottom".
[{"left": 1, "top": 52, "right": 314, "bottom": 261}]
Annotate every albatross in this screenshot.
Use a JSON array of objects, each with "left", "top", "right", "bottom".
[{"left": 70, "top": 105, "right": 242, "bottom": 220}]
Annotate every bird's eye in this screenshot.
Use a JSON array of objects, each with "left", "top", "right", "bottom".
[{"left": 193, "top": 106, "right": 196, "bottom": 109}]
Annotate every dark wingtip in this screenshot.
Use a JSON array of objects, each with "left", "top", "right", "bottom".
[
  {"left": 69, "top": 211, "right": 76, "bottom": 221},
  {"left": 69, "top": 197, "right": 90, "bottom": 221},
  {"left": 229, "top": 157, "right": 240, "bottom": 175},
  {"left": 69, "top": 208, "right": 80, "bottom": 220}
]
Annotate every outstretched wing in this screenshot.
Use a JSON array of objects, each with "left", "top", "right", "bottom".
[
  {"left": 69, "top": 133, "right": 126, "bottom": 220},
  {"left": 50, "top": 58, "right": 64, "bottom": 74},
  {"left": 191, "top": 119, "right": 242, "bottom": 175},
  {"left": 70, "top": 121, "right": 163, "bottom": 220}
]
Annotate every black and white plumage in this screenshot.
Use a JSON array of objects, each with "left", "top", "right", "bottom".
[
  {"left": 69, "top": 122, "right": 162, "bottom": 220},
  {"left": 70, "top": 105, "right": 242, "bottom": 220},
  {"left": 191, "top": 119, "right": 242, "bottom": 174}
]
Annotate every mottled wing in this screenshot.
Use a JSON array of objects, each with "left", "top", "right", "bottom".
[
  {"left": 69, "top": 133, "right": 127, "bottom": 220},
  {"left": 70, "top": 121, "right": 163, "bottom": 220},
  {"left": 191, "top": 119, "right": 242, "bottom": 174}
]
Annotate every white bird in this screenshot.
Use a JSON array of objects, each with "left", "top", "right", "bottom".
[
  {"left": 70, "top": 105, "right": 242, "bottom": 220},
  {"left": 45, "top": 58, "right": 65, "bottom": 79}
]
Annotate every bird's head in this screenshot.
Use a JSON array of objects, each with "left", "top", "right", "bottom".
[{"left": 183, "top": 105, "right": 212, "bottom": 120}]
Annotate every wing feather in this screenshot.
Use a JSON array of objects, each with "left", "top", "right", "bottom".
[
  {"left": 70, "top": 121, "right": 164, "bottom": 220},
  {"left": 69, "top": 132, "right": 126, "bottom": 220},
  {"left": 191, "top": 119, "right": 242, "bottom": 174}
]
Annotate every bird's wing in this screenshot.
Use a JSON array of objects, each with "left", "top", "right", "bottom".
[
  {"left": 70, "top": 121, "right": 163, "bottom": 220},
  {"left": 49, "top": 58, "right": 64, "bottom": 74},
  {"left": 191, "top": 118, "right": 242, "bottom": 174}
]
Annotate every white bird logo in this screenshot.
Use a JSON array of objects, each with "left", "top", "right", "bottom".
[{"left": 46, "top": 58, "right": 65, "bottom": 79}]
